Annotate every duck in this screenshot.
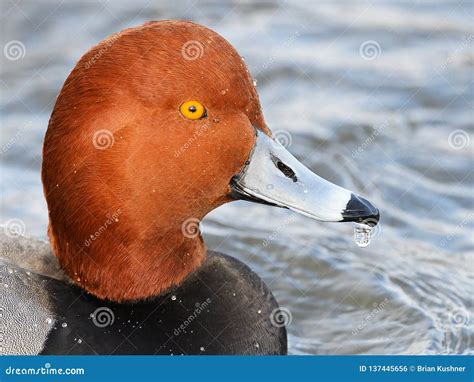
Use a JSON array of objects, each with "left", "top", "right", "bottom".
[{"left": 1, "top": 20, "right": 379, "bottom": 355}]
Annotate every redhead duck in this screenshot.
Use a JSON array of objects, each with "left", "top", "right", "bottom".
[{"left": 2, "top": 20, "right": 378, "bottom": 355}]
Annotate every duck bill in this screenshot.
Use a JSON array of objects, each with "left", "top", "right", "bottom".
[{"left": 230, "top": 130, "right": 379, "bottom": 226}]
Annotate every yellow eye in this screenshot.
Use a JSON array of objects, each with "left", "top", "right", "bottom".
[{"left": 179, "top": 100, "right": 207, "bottom": 120}]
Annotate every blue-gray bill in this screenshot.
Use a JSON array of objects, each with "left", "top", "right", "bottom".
[{"left": 230, "top": 129, "right": 380, "bottom": 227}]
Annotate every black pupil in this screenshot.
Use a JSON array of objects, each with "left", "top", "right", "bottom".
[{"left": 188, "top": 105, "right": 197, "bottom": 113}]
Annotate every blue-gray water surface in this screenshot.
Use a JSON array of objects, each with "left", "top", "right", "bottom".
[{"left": 0, "top": 1, "right": 472, "bottom": 354}]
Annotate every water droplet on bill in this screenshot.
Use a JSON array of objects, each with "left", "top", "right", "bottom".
[{"left": 353, "top": 224, "right": 373, "bottom": 247}]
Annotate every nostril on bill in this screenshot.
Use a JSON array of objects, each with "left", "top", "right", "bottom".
[{"left": 276, "top": 160, "right": 297, "bottom": 182}]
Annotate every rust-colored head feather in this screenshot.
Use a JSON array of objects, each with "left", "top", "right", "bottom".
[{"left": 42, "top": 20, "right": 268, "bottom": 301}]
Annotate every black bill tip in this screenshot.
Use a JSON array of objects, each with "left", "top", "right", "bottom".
[{"left": 342, "top": 194, "right": 380, "bottom": 226}]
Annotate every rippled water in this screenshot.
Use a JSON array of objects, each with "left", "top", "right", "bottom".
[{"left": 1, "top": 1, "right": 472, "bottom": 354}]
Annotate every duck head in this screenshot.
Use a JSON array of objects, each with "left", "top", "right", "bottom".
[{"left": 42, "top": 20, "right": 378, "bottom": 302}]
